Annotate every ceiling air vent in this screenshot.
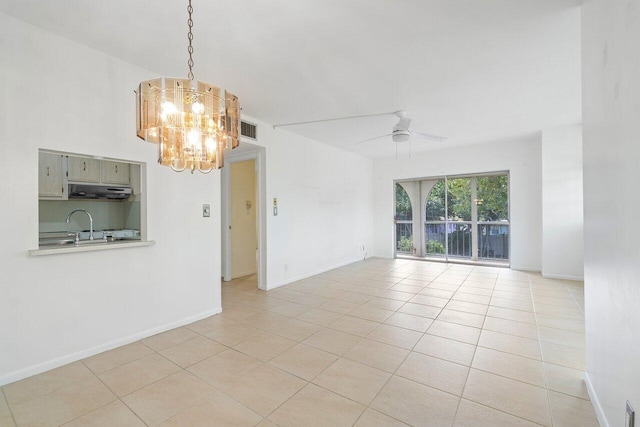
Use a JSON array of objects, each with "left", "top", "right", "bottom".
[{"left": 241, "top": 121, "right": 257, "bottom": 140}]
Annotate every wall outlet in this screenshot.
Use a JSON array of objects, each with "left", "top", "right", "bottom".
[
  {"left": 627, "top": 401, "right": 635, "bottom": 427},
  {"left": 202, "top": 204, "right": 210, "bottom": 217}
]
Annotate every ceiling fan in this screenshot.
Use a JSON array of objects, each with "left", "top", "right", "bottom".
[
  {"left": 273, "top": 110, "right": 446, "bottom": 146},
  {"left": 356, "top": 110, "right": 446, "bottom": 145}
]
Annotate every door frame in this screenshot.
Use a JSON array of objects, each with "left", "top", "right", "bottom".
[{"left": 221, "top": 144, "right": 267, "bottom": 290}]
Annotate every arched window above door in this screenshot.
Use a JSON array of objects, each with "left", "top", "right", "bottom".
[
  {"left": 395, "top": 183, "right": 412, "bottom": 220},
  {"left": 395, "top": 183, "right": 414, "bottom": 254}
]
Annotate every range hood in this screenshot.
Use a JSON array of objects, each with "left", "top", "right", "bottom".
[{"left": 68, "top": 184, "right": 132, "bottom": 200}]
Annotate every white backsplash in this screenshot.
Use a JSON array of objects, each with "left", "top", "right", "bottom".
[
  {"left": 123, "top": 200, "right": 141, "bottom": 230},
  {"left": 39, "top": 200, "right": 140, "bottom": 233}
]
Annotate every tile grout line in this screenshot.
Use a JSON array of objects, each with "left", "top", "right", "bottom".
[
  {"left": 225, "top": 275, "right": 385, "bottom": 425},
  {"left": 529, "top": 273, "right": 556, "bottom": 427},
  {"left": 382, "top": 266, "right": 556, "bottom": 425},
  {"left": 453, "top": 265, "right": 494, "bottom": 424},
  {"left": 462, "top": 270, "right": 561, "bottom": 426},
  {"left": 350, "top": 265, "right": 430, "bottom": 423},
  {"left": 2, "top": 363, "right": 115, "bottom": 426},
  {"left": 455, "top": 399, "right": 548, "bottom": 427},
  {"left": 251, "top": 271, "right": 401, "bottom": 426},
  {"left": 1, "top": 385, "right": 18, "bottom": 427},
  {"left": 134, "top": 327, "right": 269, "bottom": 426},
  {"left": 537, "top": 279, "right": 592, "bottom": 399},
  {"left": 78, "top": 359, "right": 151, "bottom": 427},
  {"left": 87, "top": 341, "right": 226, "bottom": 426},
  {"left": 349, "top": 266, "right": 428, "bottom": 426}
]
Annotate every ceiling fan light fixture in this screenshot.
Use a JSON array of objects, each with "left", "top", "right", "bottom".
[
  {"left": 392, "top": 130, "right": 411, "bottom": 143},
  {"left": 135, "top": 0, "right": 240, "bottom": 174}
]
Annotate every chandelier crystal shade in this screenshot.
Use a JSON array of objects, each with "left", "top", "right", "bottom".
[{"left": 135, "top": 1, "right": 240, "bottom": 173}]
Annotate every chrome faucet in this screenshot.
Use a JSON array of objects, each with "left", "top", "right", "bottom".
[{"left": 66, "top": 209, "right": 94, "bottom": 240}]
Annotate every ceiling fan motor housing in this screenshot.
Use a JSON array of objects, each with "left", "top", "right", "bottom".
[{"left": 392, "top": 130, "right": 410, "bottom": 143}]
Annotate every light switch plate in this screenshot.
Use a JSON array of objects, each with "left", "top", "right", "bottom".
[{"left": 203, "top": 204, "right": 211, "bottom": 217}]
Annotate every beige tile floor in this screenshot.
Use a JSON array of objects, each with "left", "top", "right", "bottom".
[{"left": 0, "top": 258, "right": 599, "bottom": 426}]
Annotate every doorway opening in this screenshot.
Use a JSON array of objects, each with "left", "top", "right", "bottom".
[
  {"left": 221, "top": 144, "right": 267, "bottom": 290},
  {"left": 394, "top": 172, "right": 510, "bottom": 266},
  {"left": 231, "top": 159, "right": 257, "bottom": 279}
]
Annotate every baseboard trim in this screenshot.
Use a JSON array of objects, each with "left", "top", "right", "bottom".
[
  {"left": 585, "top": 372, "right": 609, "bottom": 427},
  {"left": 509, "top": 265, "right": 541, "bottom": 273},
  {"left": 266, "top": 255, "right": 369, "bottom": 290},
  {"left": 0, "top": 307, "right": 222, "bottom": 387},
  {"left": 542, "top": 273, "right": 585, "bottom": 281}
]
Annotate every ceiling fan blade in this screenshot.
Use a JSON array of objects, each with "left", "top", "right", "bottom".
[
  {"left": 410, "top": 131, "right": 447, "bottom": 142},
  {"left": 273, "top": 111, "right": 397, "bottom": 128},
  {"left": 355, "top": 134, "right": 392, "bottom": 144}
]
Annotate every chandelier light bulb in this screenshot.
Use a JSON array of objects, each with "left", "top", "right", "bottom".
[
  {"left": 192, "top": 101, "right": 205, "bottom": 114},
  {"left": 162, "top": 101, "right": 177, "bottom": 114},
  {"left": 205, "top": 136, "right": 216, "bottom": 151},
  {"left": 187, "top": 129, "right": 201, "bottom": 147}
]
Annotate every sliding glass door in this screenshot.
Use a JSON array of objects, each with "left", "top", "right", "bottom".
[
  {"left": 446, "top": 177, "right": 473, "bottom": 259},
  {"left": 424, "top": 180, "right": 446, "bottom": 257},
  {"left": 394, "top": 172, "right": 509, "bottom": 264},
  {"left": 476, "top": 175, "right": 509, "bottom": 260}
]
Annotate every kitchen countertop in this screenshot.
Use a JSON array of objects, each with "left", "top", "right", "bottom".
[
  {"left": 30, "top": 239, "right": 155, "bottom": 256},
  {"left": 29, "top": 231, "right": 155, "bottom": 256}
]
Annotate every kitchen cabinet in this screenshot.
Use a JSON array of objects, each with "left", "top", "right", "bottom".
[
  {"left": 102, "top": 160, "right": 130, "bottom": 185},
  {"left": 67, "top": 156, "right": 101, "bottom": 183},
  {"left": 38, "top": 152, "right": 64, "bottom": 198}
]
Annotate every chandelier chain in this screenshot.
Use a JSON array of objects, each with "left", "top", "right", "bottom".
[{"left": 187, "top": 0, "right": 194, "bottom": 80}]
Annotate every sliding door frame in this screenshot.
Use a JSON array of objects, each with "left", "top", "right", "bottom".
[{"left": 393, "top": 171, "right": 511, "bottom": 266}]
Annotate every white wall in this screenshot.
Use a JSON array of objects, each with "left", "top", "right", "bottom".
[
  {"left": 541, "top": 125, "right": 584, "bottom": 280},
  {"left": 372, "top": 137, "right": 542, "bottom": 271},
  {"left": 237, "top": 116, "right": 375, "bottom": 289},
  {"left": 265, "top": 130, "right": 374, "bottom": 288},
  {"left": 582, "top": 1, "right": 640, "bottom": 426},
  {"left": 230, "top": 159, "right": 257, "bottom": 278},
  {"left": 0, "top": 14, "right": 221, "bottom": 385}
]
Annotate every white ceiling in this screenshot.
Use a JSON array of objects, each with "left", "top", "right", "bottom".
[{"left": 0, "top": 0, "right": 582, "bottom": 158}]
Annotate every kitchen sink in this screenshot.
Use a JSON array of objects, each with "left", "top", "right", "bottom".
[
  {"left": 38, "top": 238, "right": 75, "bottom": 247},
  {"left": 39, "top": 229, "right": 141, "bottom": 248}
]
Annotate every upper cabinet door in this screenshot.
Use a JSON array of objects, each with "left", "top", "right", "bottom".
[
  {"left": 38, "top": 152, "right": 64, "bottom": 198},
  {"left": 102, "top": 160, "right": 130, "bottom": 185},
  {"left": 67, "top": 156, "right": 100, "bottom": 183}
]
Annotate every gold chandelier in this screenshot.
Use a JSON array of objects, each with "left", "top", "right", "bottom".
[{"left": 135, "top": 0, "right": 240, "bottom": 173}]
